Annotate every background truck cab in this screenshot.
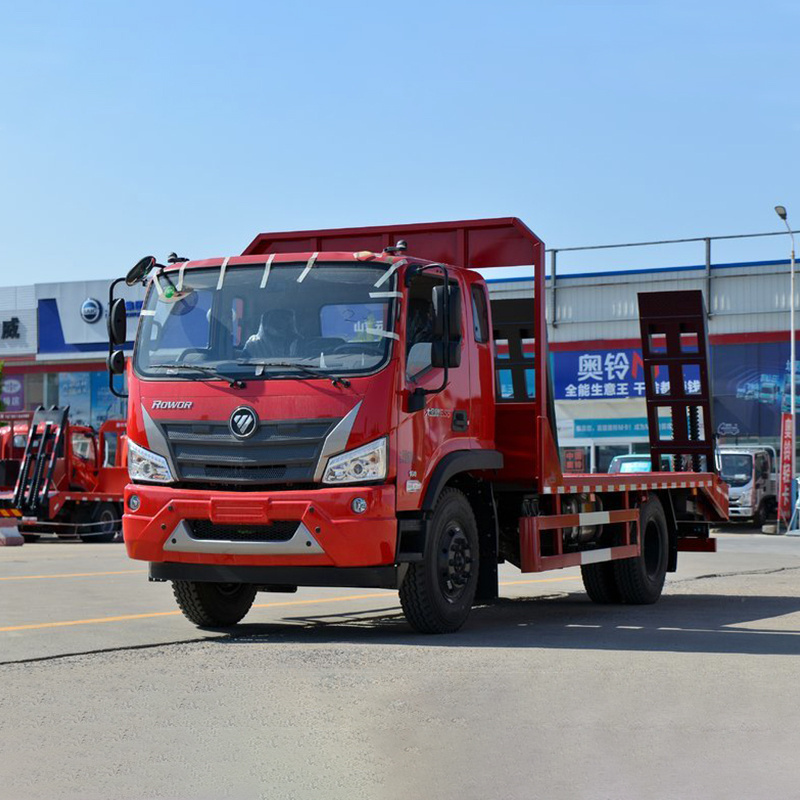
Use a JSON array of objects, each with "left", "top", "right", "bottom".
[{"left": 719, "top": 445, "right": 776, "bottom": 526}]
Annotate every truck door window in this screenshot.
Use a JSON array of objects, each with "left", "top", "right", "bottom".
[
  {"left": 71, "top": 432, "right": 96, "bottom": 464},
  {"left": 471, "top": 286, "right": 489, "bottom": 343},
  {"left": 406, "top": 274, "right": 442, "bottom": 380}
]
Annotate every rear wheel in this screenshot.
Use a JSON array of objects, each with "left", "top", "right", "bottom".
[
  {"left": 613, "top": 495, "right": 669, "bottom": 604},
  {"left": 399, "top": 488, "right": 479, "bottom": 634},
  {"left": 173, "top": 581, "right": 257, "bottom": 628},
  {"left": 581, "top": 561, "right": 621, "bottom": 604},
  {"left": 21, "top": 533, "right": 40, "bottom": 543},
  {"left": 80, "top": 502, "right": 120, "bottom": 543}
]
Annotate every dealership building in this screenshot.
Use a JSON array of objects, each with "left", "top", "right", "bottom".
[{"left": 0, "top": 255, "right": 795, "bottom": 473}]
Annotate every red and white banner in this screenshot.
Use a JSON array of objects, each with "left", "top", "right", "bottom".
[{"left": 778, "top": 412, "right": 794, "bottom": 524}]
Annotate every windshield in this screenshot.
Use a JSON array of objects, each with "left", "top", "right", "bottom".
[
  {"left": 134, "top": 262, "right": 397, "bottom": 380},
  {"left": 720, "top": 453, "right": 753, "bottom": 487},
  {"left": 616, "top": 459, "right": 652, "bottom": 473}
]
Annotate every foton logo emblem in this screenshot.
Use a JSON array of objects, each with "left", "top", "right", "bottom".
[
  {"left": 230, "top": 406, "right": 258, "bottom": 439},
  {"left": 151, "top": 400, "right": 193, "bottom": 410}
]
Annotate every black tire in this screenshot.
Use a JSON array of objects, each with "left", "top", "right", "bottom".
[
  {"left": 81, "top": 502, "right": 120, "bottom": 543},
  {"left": 22, "top": 533, "right": 40, "bottom": 543},
  {"left": 581, "top": 561, "right": 622, "bottom": 604},
  {"left": 172, "top": 581, "right": 257, "bottom": 628},
  {"left": 613, "top": 495, "right": 669, "bottom": 604},
  {"left": 399, "top": 488, "right": 479, "bottom": 634},
  {"left": 752, "top": 502, "right": 767, "bottom": 529}
]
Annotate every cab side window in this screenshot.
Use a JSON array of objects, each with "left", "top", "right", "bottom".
[
  {"left": 471, "top": 285, "right": 489, "bottom": 343},
  {"left": 71, "top": 432, "right": 97, "bottom": 464},
  {"left": 406, "top": 275, "right": 440, "bottom": 379}
]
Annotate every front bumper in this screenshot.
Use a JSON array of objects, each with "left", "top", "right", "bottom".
[{"left": 123, "top": 483, "right": 397, "bottom": 568}]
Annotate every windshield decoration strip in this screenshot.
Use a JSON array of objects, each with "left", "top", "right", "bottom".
[
  {"left": 369, "top": 291, "right": 403, "bottom": 299},
  {"left": 216, "top": 257, "right": 230, "bottom": 290},
  {"left": 374, "top": 258, "right": 406, "bottom": 288},
  {"left": 260, "top": 253, "right": 275, "bottom": 288},
  {"left": 150, "top": 272, "right": 164, "bottom": 299},
  {"left": 176, "top": 265, "right": 186, "bottom": 292},
  {"left": 297, "top": 252, "right": 319, "bottom": 284},
  {"left": 364, "top": 328, "right": 399, "bottom": 340},
  {"left": 140, "top": 309, "right": 156, "bottom": 316}
]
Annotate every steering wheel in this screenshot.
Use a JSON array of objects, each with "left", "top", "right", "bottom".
[
  {"left": 333, "top": 343, "right": 383, "bottom": 355},
  {"left": 177, "top": 348, "right": 208, "bottom": 361}
]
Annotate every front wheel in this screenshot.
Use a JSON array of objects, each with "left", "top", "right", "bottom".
[
  {"left": 80, "top": 502, "right": 121, "bottom": 543},
  {"left": 613, "top": 495, "right": 669, "bottom": 604},
  {"left": 399, "top": 488, "right": 479, "bottom": 634},
  {"left": 172, "top": 581, "right": 257, "bottom": 628},
  {"left": 752, "top": 502, "right": 767, "bottom": 529}
]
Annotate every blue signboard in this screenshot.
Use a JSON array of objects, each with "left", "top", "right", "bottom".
[
  {"left": 555, "top": 341, "right": 792, "bottom": 440},
  {"left": 553, "top": 348, "right": 650, "bottom": 400}
]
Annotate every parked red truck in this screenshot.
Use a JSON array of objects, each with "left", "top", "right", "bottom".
[
  {"left": 108, "top": 218, "right": 728, "bottom": 633},
  {"left": 0, "top": 407, "right": 128, "bottom": 542}
]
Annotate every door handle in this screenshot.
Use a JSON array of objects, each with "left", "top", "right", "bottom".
[{"left": 452, "top": 410, "right": 468, "bottom": 432}]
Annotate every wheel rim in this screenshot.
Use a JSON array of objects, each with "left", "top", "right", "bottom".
[
  {"left": 216, "top": 583, "right": 242, "bottom": 597},
  {"left": 98, "top": 509, "right": 115, "bottom": 534},
  {"left": 643, "top": 519, "right": 664, "bottom": 579},
  {"left": 437, "top": 522, "right": 473, "bottom": 602}
]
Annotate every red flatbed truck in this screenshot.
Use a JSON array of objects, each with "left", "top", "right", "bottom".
[
  {"left": 108, "top": 218, "right": 728, "bottom": 633},
  {"left": 0, "top": 407, "right": 128, "bottom": 542}
]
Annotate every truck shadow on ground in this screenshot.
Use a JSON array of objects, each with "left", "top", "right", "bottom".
[{"left": 210, "top": 591, "right": 800, "bottom": 657}]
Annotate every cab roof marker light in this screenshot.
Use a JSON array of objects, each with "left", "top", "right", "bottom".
[
  {"left": 260, "top": 253, "right": 275, "bottom": 289},
  {"left": 297, "top": 252, "right": 319, "bottom": 284},
  {"left": 374, "top": 258, "right": 406, "bottom": 288},
  {"left": 369, "top": 291, "right": 403, "bottom": 299},
  {"left": 364, "top": 328, "right": 399, "bottom": 340},
  {"left": 354, "top": 250, "right": 375, "bottom": 261},
  {"left": 216, "top": 257, "right": 230, "bottom": 290}
]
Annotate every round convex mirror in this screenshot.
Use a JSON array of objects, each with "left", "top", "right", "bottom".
[{"left": 126, "top": 256, "right": 156, "bottom": 286}]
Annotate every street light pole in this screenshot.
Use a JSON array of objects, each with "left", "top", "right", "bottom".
[{"left": 776, "top": 206, "right": 797, "bottom": 532}]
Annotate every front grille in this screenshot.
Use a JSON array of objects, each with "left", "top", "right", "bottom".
[
  {"left": 188, "top": 519, "right": 299, "bottom": 542},
  {"left": 160, "top": 417, "right": 340, "bottom": 487}
]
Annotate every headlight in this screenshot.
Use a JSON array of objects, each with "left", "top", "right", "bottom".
[
  {"left": 322, "top": 438, "right": 387, "bottom": 485},
  {"left": 128, "top": 440, "right": 174, "bottom": 483}
]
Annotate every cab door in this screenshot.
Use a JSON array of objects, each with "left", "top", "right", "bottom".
[
  {"left": 396, "top": 269, "right": 472, "bottom": 512},
  {"left": 69, "top": 428, "right": 99, "bottom": 491}
]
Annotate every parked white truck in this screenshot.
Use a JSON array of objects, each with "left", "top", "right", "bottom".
[{"left": 718, "top": 446, "right": 776, "bottom": 526}]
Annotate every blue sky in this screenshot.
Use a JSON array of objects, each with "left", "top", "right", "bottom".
[{"left": 0, "top": 0, "right": 797, "bottom": 286}]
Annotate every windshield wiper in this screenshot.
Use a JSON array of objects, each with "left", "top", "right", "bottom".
[
  {"left": 149, "top": 362, "right": 245, "bottom": 389},
  {"left": 238, "top": 360, "right": 351, "bottom": 388}
]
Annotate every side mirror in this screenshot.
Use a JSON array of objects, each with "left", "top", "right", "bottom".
[
  {"left": 407, "top": 389, "right": 426, "bottom": 413},
  {"left": 126, "top": 256, "right": 156, "bottom": 286},
  {"left": 431, "top": 340, "right": 462, "bottom": 369},
  {"left": 107, "top": 298, "right": 127, "bottom": 346},
  {"left": 432, "top": 285, "right": 462, "bottom": 340},
  {"left": 431, "top": 284, "right": 462, "bottom": 369},
  {"left": 108, "top": 350, "right": 125, "bottom": 375}
]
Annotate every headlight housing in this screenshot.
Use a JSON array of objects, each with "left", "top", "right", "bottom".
[
  {"left": 128, "top": 440, "right": 174, "bottom": 483},
  {"left": 322, "top": 438, "right": 387, "bottom": 485}
]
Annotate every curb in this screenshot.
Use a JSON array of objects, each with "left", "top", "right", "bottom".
[{"left": 0, "top": 526, "right": 24, "bottom": 546}]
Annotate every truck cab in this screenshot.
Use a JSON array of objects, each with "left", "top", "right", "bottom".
[{"left": 718, "top": 446, "right": 776, "bottom": 525}]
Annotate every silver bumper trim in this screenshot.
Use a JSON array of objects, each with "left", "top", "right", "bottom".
[{"left": 163, "top": 520, "right": 324, "bottom": 556}]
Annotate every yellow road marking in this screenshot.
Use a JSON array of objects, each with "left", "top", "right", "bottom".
[
  {"left": 0, "top": 575, "right": 579, "bottom": 633},
  {"left": 0, "top": 569, "right": 145, "bottom": 582}
]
